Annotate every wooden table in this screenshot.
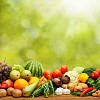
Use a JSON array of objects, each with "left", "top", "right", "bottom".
[{"left": 0, "top": 95, "right": 99, "bottom": 100}]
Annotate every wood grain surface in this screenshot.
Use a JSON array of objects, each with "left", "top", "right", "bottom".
[{"left": 0, "top": 95, "right": 99, "bottom": 100}]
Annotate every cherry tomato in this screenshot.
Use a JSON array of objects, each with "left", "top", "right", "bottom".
[
  {"left": 60, "top": 65, "right": 68, "bottom": 74},
  {"left": 43, "top": 70, "right": 52, "bottom": 80},
  {"left": 52, "top": 69, "right": 62, "bottom": 78}
]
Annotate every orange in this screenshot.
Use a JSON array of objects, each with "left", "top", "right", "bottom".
[{"left": 14, "top": 79, "right": 29, "bottom": 90}]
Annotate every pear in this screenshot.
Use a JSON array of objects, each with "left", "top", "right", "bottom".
[
  {"left": 10, "top": 70, "right": 20, "bottom": 81},
  {"left": 21, "top": 70, "right": 32, "bottom": 81},
  {"left": 22, "top": 80, "right": 39, "bottom": 97}
]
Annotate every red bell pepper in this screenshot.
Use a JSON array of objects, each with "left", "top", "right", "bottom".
[{"left": 90, "top": 69, "right": 100, "bottom": 79}]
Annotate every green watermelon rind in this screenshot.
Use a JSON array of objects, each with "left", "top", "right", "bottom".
[
  {"left": 23, "top": 60, "right": 44, "bottom": 78},
  {"left": 28, "top": 61, "right": 33, "bottom": 72},
  {"left": 38, "top": 66, "right": 41, "bottom": 78},
  {"left": 23, "top": 60, "right": 32, "bottom": 70},
  {"left": 34, "top": 62, "right": 38, "bottom": 77},
  {"left": 32, "top": 63, "right": 35, "bottom": 76}
]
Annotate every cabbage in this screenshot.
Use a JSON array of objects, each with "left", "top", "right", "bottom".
[{"left": 72, "top": 66, "right": 84, "bottom": 74}]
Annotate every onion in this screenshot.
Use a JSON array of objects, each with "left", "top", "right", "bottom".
[{"left": 52, "top": 78, "right": 62, "bottom": 87}]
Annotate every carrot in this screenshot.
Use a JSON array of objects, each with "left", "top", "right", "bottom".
[{"left": 36, "top": 76, "right": 48, "bottom": 88}]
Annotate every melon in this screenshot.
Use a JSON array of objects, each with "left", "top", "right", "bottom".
[{"left": 23, "top": 61, "right": 44, "bottom": 78}]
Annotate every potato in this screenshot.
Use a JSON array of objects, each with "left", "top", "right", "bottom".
[
  {"left": 67, "top": 83, "right": 77, "bottom": 92},
  {"left": 7, "top": 87, "right": 14, "bottom": 96},
  {"left": 92, "top": 93, "right": 98, "bottom": 97},
  {"left": 0, "top": 89, "right": 7, "bottom": 97},
  {"left": 98, "top": 92, "right": 100, "bottom": 97},
  {"left": 96, "top": 90, "right": 100, "bottom": 94},
  {"left": 78, "top": 83, "right": 88, "bottom": 89},
  {"left": 74, "top": 86, "right": 83, "bottom": 92},
  {"left": 12, "top": 89, "right": 22, "bottom": 98}
]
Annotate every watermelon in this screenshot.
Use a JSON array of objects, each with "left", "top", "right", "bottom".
[{"left": 23, "top": 61, "right": 44, "bottom": 78}]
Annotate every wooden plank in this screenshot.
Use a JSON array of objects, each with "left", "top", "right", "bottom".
[{"left": 0, "top": 95, "right": 99, "bottom": 100}]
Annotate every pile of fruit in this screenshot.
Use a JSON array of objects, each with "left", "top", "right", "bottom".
[
  {"left": 0, "top": 60, "right": 100, "bottom": 98},
  {"left": 0, "top": 62, "right": 12, "bottom": 83}
]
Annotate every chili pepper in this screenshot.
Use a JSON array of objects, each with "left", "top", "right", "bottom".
[
  {"left": 80, "top": 87, "right": 94, "bottom": 97},
  {"left": 85, "top": 89, "right": 97, "bottom": 96}
]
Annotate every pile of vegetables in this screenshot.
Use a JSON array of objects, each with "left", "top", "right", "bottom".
[
  {"left": 71, "top": 68, "right": 100, "bottom": 97},
  {"left": 32, "top": 80, "right": 54, "bottom": 98},
  {"left": 0, "top": 61, "right": 100, "bottom": 98}
]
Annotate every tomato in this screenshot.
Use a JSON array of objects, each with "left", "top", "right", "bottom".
[
  {"left": 96, "top": 69, "right": 100, "bottom": 77},
  {"left": 43, "top": 70, "right": 52, "bottom": 80},
  {"left": 90, "top": 69, "right": 100, "bottom": 79},
  {"left": 60, "top": 65, "right": 68, "bottom": 74},
  {"left": 52, "top": 69, "right": 62, "bottom": 78}
]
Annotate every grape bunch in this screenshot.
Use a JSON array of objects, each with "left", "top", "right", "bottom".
[{"left": 0, "top": 62, "right": 12, "bottom": 83}]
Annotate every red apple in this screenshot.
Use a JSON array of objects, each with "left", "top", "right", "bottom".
[
  {"left": 5, "top": 79, "right": 14, "bottom": 88},
  {"left": 1, "top": 83, "right": 8, "bottom": 89},
  {"left": 2, "top": 79, "right": 13, "bottom": 88}
]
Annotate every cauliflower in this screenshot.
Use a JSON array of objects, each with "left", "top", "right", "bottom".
[{"left": 64, "top": 71, "right": 79, "bottom": 83}]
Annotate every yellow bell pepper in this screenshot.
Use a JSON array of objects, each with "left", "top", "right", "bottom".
[{"left": 78, "top": 73, "right": 89, "bottom": 83}]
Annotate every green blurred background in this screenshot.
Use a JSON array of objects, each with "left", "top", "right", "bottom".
[{"left": 0, "top": 0, "right": 100, "bottom": 70}]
